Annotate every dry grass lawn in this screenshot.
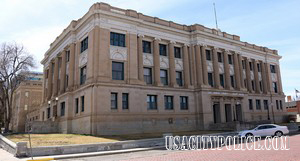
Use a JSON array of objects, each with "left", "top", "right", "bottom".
[
  {"left": 6, "top": 130, "right": 228, "bottom": 147},
  {"left": 6, "top": 134, "right": 119, "bottom": 147}
]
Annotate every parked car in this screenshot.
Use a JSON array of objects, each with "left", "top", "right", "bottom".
[{"left": 238, "top": 124, "right": 289, "bottom": 137}]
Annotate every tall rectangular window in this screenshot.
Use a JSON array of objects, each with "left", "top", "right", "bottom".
[
  {"left": 142, "top": 41, "right": 151, "bottom": 53},
  {"left": 208, "top": 72, "right": 214, "bottom": 87},
  {"left": 110, "top": 32, "right": 125, "bottom": 47},
  {"left": 174, "top": 47, "right": 181, "bottom": 58},
  {"left": 230, "top": 75, "right": 235, "bottom": 88},
  {"left": 217, "top": 52, "right": 223, "bottom": 63},
  {"left": 66, "top": 50, "right": 70, "bottom": 62},
  {"left": 257, "top": 63, "right": 261, "bottom": 72},
  {"left": 147, "top": 95, "right": 157, "bottom": 110},
  {"left": 65, "top": 75, "right": 69, "bottom": 88},
  {"left": 256, "top": 99, "right": 261, "bottom": 110},
  {"left": 80, "top": 37, "right": 88, "bottom": 53},
  {"left": 75, "top": 98, "right": 79, "bottom": 114},
  {"left": 60, "top": 102, "right": 65, "bottom": 116},
  {"left": 259, "top": 81, "right": 263, "bottom": 91},
  {"left": 276, "top": 100, "right": 279, "bottom": 110},
  {"left": 180, "top": 96, "right": 188, "bottom": 110},
  {"left": 122, "top": 93, "right": 129, "bottom": 109},
  {"left": 280, "top": 100, "right": 283, "bottom": 110},
  {"left": 249, "top": 99, "right": 253, "bottom": 110},
  {"left": 264, "top": 100, "right": 269, "bottom": 110},
  {"left": 249, "top": 62, "right": 253, "bottom": 71},
  {"left": 159, "top": 44, "right": 167, "bottom": 56},
  {"left": 251, "top": 80, "right": 255, "bottom": 91},
  {"left": 47, "top": 107, "right": 51, "bottom": 118},
  {"left": 111, "top": 93, "right": 118, "bottom": 109},
  {"left": 164, "top": 96, "right": 173, "bottom": 110},
  {"left": 242, "top": 60, "right": 246, "bottom": 69},
  {"left": 80, "top": 66, "right": 86, "bottom": 85},
  {"left": 81, "top": 96, "right": 85, "bottom": 112},
  {"left": 220, "top": 74, "right": 224, "bottom": 88},
  {"left": 270, "top": 65, "right": 276, "bottom": 73},
  {"left": 160, "top": 69, "right": 168, "bottom": 85},
  {"left": 112, "top": 62, "right": 124, "bottom": 80},
  {"left": 273, "top": 82, "right": 278, "bottom": 93},
  {"left": 144, "top": 67, "right": 152, "bottom": 84},
  {"left": 206, "top": 50, "right": 211, "bottom": 61},
  {"left": 228, "top": 55, "right": 233, "bottom": 64},
  {"left": 176, "top": 71, "right": 183, "bottom": 86}
]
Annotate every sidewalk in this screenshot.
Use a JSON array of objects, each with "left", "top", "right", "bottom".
[{"left": 0, "top": 148, "right": 21, "bottom": 161}]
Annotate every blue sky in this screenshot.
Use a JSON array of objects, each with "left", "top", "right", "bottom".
[{"left": 0, "top": 0, "right": 299, "bottom": 98}]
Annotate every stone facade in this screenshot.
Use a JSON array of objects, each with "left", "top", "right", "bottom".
[
  {"left": 39, "top": 2, "right": 286, "bottom": 135},
  {"left": 11, "top": 72, "right": 43, "bottom": 133}
]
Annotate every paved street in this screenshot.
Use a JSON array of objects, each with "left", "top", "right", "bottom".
[{"left": 61, "top": 134, "right": 300, "bottom": 161}]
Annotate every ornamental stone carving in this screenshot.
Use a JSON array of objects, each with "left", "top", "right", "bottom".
[
  {"left": 79, "top": 51, "right": 88, "bottom": 67},
  {"left": 271, "top": 73, "right": 277, "bottom": 81},
  {"left": 143, "top": 53, "right": 153, "bottom": 66},
  {"left": 160, "top": 56, "right": 169, "bottom": 69},
  {"left": 110, "top": 45, "right": 127, "bottom": 61},
  {"left": 175, "top": 58, "right": 183, "bottom": 71},
  {"left": 229, "top": 65, "right": 234, "bottom": 75},
  {"left": 207, "top": 61, "right": 213, "bottom": 72},
  {"left": 219, "top": 63, "right": 224, "bottom": 73}
]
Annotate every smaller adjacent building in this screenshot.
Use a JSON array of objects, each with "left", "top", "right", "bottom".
[
  {"left": 11, "top": 72, "right": 43, "bottom": 133},
  {"left": 285, "top": 96, "right": 300, "bottom": 122}
]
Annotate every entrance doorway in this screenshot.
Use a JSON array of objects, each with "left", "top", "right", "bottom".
[
  {"left": 236, "top": 104, "right": 243, "bottom": 121},
  {"left": 225, "top": 104, "right": 232, "bottom": 122},
  {"left": 213, "top": 103, "right": 221, "bottom": 123}
]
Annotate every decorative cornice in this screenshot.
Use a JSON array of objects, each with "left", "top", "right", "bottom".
[
  {"left": 169, "top": 40, "right": 176, "bottom": 44},
  {"left": 154, "top": 37, "right": 161, "bottom": 41},
  {"left": 137, "top": 34, "right": 145, "bottom": 38}
]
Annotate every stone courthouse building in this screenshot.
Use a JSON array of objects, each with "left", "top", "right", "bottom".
[{"left": 40, "top": 3, "right": 286, "bottom": 135}]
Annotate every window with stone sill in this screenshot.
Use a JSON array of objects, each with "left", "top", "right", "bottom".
[
  {"left": 159, "top": 44, "right": 167, "bottom": 56},
  {"left": 142, "top": 41, "right": 151, "bottom": 53},
  {"left": 174, "top": 47, "right": 181, "bottom": 58},
  {"left": 147, "top": 95, "right": 157, "bottom": 110},
  {"left": 164, "top": 96, "right": 173, "bottom": 110},
  {"left": 228, "top": 55, "right": 233, "bottom": 64},
  {"left": 80, "top": 37, "right": 88, "bottom": 53},
  {"left": 110, "top": 32, "right": 125, "bottom": 47},
  {"left": 206, "top": 50, "right": 211, "bottom": 61},
  {"left": 217, "top": 52, "right": 223, "bottom": 63},
  {"left": 180, "top": 96, "right": 188, "bottom": 110}
]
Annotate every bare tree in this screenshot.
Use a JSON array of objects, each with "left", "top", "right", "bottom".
[{"left": 0, "top": 42, "right": 35, "bottom": 131}]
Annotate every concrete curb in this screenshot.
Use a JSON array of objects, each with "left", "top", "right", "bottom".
[{"left": 25, "top": 146, "right": 164, "bottom": 161}]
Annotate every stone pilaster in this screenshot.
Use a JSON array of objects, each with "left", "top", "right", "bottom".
[
  {"left": 276, "top": 64, "right": 283, "bottom": 95},
  {"left": 183, "top": 44, "right": 191, "bottom": 88},
  {"left": 212, "top": 47, "right": 220, "bottom": 88},
  {"left": 153, "top": 38, "right": 162, "bottom": 86},
  {"left": 195, "top": 45, "right": 203, "bottom": 87},
  {"left": 245, "top": 58, "right": 252, "bottom": 92},
  {"left": 265, "top": 63, "right": 272, "bottom": 93},
  {"left": 93, "top": 26, "right": 100, "bottom": 82},
  {"left": 238, "top": 54, "right": 245, "bottom": 89},
  {"left": 168, "top": 41, "right": 176, "bottom": 87},
  {"left": 128, "top": 33, "right": 139, "bottom": 84},
  {"left": 137, "top": 34, "right": 144, "bottom": 82},
  {"left": 261, "top": 61, "right": 268, "bottom": 94},
  {"left": 201, "top": 45, "right": 209, "bottom": 86},
  {"left": 52, "top": 57, "right": 59, "bottom": 97},
  {"left": 234, "top": 53, "right": 241, "bottom": 90},
  {"left": 189, "top": 45, "right": 196, "bottom": 86},
  {"left": 47, "top": 63, "right": 53, "bottom": 100},
  {"left": 59, "top": 50, "right": 66, "bottom": 94},
  {"left": 253, "top": 60, "right": 260, "bottom": 93},
  {"left": 98, "top": 28, "right": 111, "bottom": 82},
  {"left": 67, "top": 43, "right": 75, "bottom": 91},
  {"left": 223, "top": 50, "right": 231, "bottom": 90}
]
